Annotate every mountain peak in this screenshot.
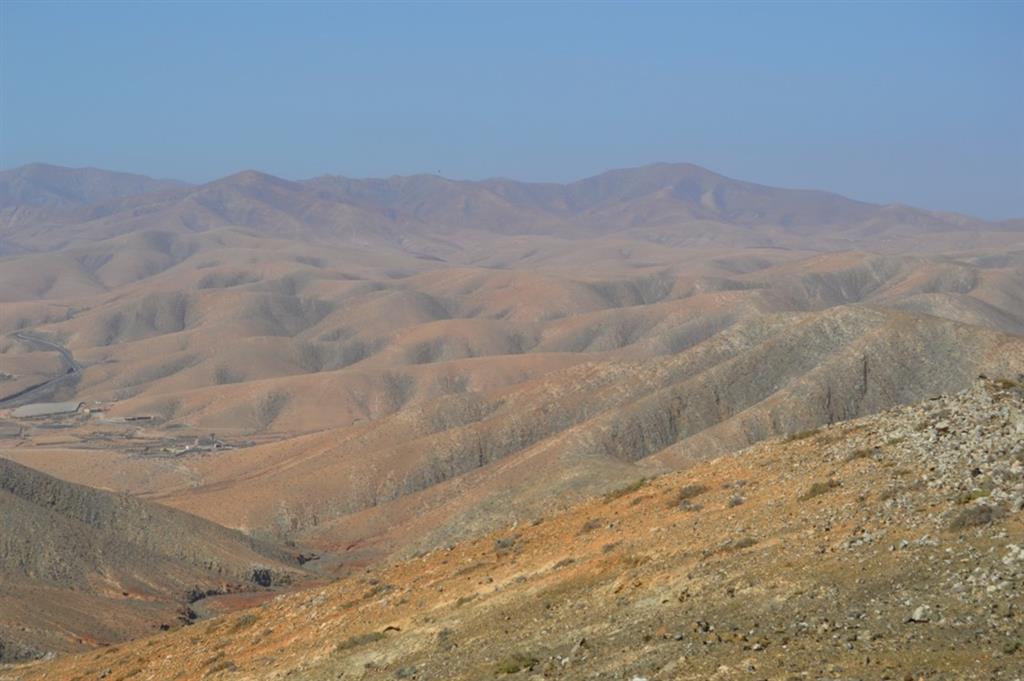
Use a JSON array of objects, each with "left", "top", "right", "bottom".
[{"left": 212, "top": 169, "right": 298, "bottom": 188}]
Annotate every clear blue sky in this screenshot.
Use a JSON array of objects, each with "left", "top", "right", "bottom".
[{"left": 1, "top": 1, "right": 1021, "bottom": 218}]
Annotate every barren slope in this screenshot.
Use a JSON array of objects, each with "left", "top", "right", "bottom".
[
  {"left": 2, "top": 162, "right": 1024, "bottom": 675},
  {"left": 0, "top": 459, "right": 304, "bottom": 663},
  {"left": 7, "top": 378, "right": 1021, "bottom": 680}
]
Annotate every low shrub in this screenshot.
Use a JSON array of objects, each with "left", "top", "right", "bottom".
[
  {"left": 800, "top": 479, "right": 840, "bottom": 501},
  {"left": 334, "top": 631, "right": 385, "bottom": 653},
  {"left": 670, "top": 484, "right": 708, "bottom": 509},
  {"left": 228, "top": 613, "right": 258, "bottom": 633},
  {"left": 495, "top": 653, "right": 539, "bottom": 674},
  {"left": 785, "top": 428, "right": 819, "bottom": 442},
  {"left": 949, "top": 504, "right": 1001, "bottom": 530},
  {"left": 603, "top": 478, "right": 648, "bottom": 502},
  {"left": 845, "top": 448, "right": 873, "bottom": 462},
  {"left": 494, "top": 537, "right": 516, "bottom": 553},
  {"left": 205, "top": 659, "right": 237, "bottom": 675},
  {"left": 713, "top": 536, "right": 758, "bottom": 555}
]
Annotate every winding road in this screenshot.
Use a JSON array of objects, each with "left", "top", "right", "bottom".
[{"left": 0, "top": 332, "right": 83, "bottom": 408}]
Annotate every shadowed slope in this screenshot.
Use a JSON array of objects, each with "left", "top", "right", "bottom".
[{"left": 0, "top": 458, "right": 303, "bottom": 662}]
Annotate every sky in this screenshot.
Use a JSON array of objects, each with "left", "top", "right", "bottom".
[{"left": 1, "top": 1, "right": 1021, "bottom": 219}]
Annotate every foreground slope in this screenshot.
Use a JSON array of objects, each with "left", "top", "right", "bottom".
[
  {"left": 0, "top": 459, "right": 304, "bottom": 662},
  {"left": 9, "top": 378, "right": 1022, "bottom": 680}
]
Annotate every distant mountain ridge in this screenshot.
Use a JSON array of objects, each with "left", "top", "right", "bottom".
[
  {"left": 1, "top": 162, "right": 1018, "bottom": 253},
  {"left": 0, "top": 163, "right": 189, "bottom": 208}
]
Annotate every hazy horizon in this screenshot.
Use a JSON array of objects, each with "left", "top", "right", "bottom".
[
  {"left": 2, "top": 1, "right": 1022, "bottom": 219},
  {"left": 7, "top": 158, "right": 1024, "bottom": 224}
]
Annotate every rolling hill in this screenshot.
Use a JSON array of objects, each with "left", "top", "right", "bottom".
[{"left": 1, "top": 161, "right": 1023, "bottom": 667}]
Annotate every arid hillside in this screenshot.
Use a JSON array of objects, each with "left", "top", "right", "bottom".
[
  {"left": 6, "top": 378, "right": 1021, "bottom": 680},
  {"left": 0, "top": 458, "right": 305, "bottom": 663},
  {"left": 1, "top": 163, "right": 1023, "bottom": 669}
]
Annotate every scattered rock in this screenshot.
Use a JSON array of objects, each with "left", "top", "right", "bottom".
[{"left": 907, "top": 606, "right": 931, "bottom": 623}]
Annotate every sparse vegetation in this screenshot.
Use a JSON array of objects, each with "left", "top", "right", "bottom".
[
  {"left": 228, "top": 613, "right": 258, "bottom": 633},
  {"left": 494, "top": 652, "right": 539, "bottom": 674},
  {"left": 577, "top": 518, "right": 604, "bottom": 535},
  {"left": 949, "top": 504, "right": 1001, "bottom": 530},
  {"left": 293, "top": 255, "right": 325, "bottom": 268},
  {"left": 213, "top": 365, "right": 244, "bottom": 385},
  {"left": 408, "top": 339, "right": 446, "bottom": 365},
  {"left": 197, "top": 271, "right": 260, "bottom": 290},
  {"left": 845, "top": 447, "right": 873, "bottom": 462},
  {"left": 122, "top": 354, "right": 199, "bottom": 388},
  {"left": 294, "top": 341, "right": 326, "bottom": 373},
  {"left": 494, "top": 537, "right": 516, "bottom": 553},
  {"left": 785, "top": 428, "right": 819, "bottom": 442},
  {"left": 715, "top": 535, "right": 758, "bottom": 554},
  {"left": 380, "top": 371, "right": 415, "bottom": 411},
  {"left": 956, "top": 488, "right": 991, "bottom": 504},
  {"left": 603, "top": 478, "right": 648, "bottom": 502},
  {"left": 436, "top": 373, "right": 470, "bottom": 394},
  {"left": 205, "top": 658, "right": 237, "bottom": 675},
  {"left": 362, "top": 582, "right": 395, "bottom": 599},
  {"left": 800, "top": 479, "right": 841, "bottom": 501},
  {"left": 670, "top": 483, "right": 708, "bottom": 508},
  {"left": 878, "top": 486, "right": 899, "bottom": 501},
  {"left": 334, "top": 631, "right": 385, "bottom": 653},
  {"left": 247, "top": 390, "right": 289, "bottom": 432}
]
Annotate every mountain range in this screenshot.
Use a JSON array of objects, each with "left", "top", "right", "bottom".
[
  {"left": 2, "top": 162, "right": 1020, "bottom": 255},
  {"left": 1, "top": 161, "right": 1022, "bottom": 666}
]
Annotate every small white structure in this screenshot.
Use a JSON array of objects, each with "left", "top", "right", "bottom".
[{"left": 11, "top": 401, "right": 84, "bottom": 419}]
